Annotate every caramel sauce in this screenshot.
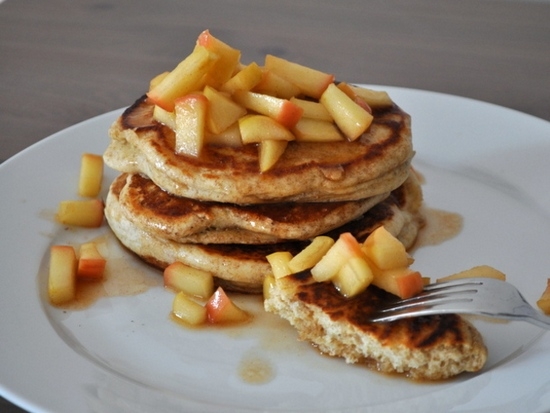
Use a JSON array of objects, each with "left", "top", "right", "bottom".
[
  {"left": 238, "top": 351, "right": 275, "bottom": 384},
  {"left": 413, "top": 207, "right": 463, "bottom": 250}
]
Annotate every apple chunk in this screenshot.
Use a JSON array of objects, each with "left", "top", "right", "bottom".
[
  {"left": 233, "top": 90, "right": 303, "bottom": 129},
  {"left": 56, "top": 199, "right": 104, "bottom": 228},
  {"left": 436, "top": 265, "right": 506, "bottom": 283},
  {"left": 195, "top": 29, "right": 241, "bottom": 88},
  {"left": 362, "top": 226, "right": 413, "bottom": 270},
  {"left": 372, "top": 267, "right": 424, "bottom": 299},
  {"left": 238, "top": 115, "right": 295, "bottom": 144},
  {"left": 220, "top": 61, "right": 263, "bottom": 94},
  {"left": 174, "top": 93, "right": 209, "bottom": 157},
  {"left": 259, "top": 139, "right": 288, "bottom": 172},
  {"left": 172, "top": 291, "right": 208, "bottom": 326},
  {"left": 147, "top": 45, "right": 219, "bottom": 112},
  {"left": 320, "top": 83, "right": 373, "bottom": 141},
  {"left": 310, "top": 232, "right": 363, "bottom": 282},
  {"left": 266, "top": 251, "right": 293, "bottom": 279},
  {"left": 254, "top": 69, "right": 301, "bottom": 99},
  {"left": 537, "top": 279, "right": 550, "bottom": 315},
  {"left": 292, "top": 118, "right": 344, "bottom": 142},
  {"left": 77, "top": 242, "right": 106, "bottom": 280},
  {"left": 288, "top": 236, "right": 335, "bottom": 273},
  {"left": 332, "top": 255, "right": 374, "bottom": 297},
  {"left": 163, "top": 261, "right": 214, "bottom": 299},
  {"left": 203, "top": 86, "right": 246, "bottom": 134},
  {"left": 206, "top": 287, "right": 250, "bottom": 324},
  {"left": 78, "top": 153, "right": 103, "bottom": 197},
  {"left": 48, "top": 245, "right": 77, "bottom": 305},
  {"left": 264, "top": 55, "right": 334, "bottom": 99}
]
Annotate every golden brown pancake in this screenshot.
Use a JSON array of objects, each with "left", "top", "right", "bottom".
[
  {"left": 264, "top": 272, "right": 487, "bottom": 380},
  {"left": 104, "top": 95, "right": 414, "bottom": 204},
  {"left": 104, "top": 173, "right": 424, "bottom": 293},
  {"left": 113, "top": 172, "right": 390, "bottom": 244}
]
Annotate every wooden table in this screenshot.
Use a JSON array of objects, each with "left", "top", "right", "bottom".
[{"left": 1, "top": 0, "right": 549, "bottom": 411}]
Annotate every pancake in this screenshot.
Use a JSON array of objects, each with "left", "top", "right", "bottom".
[
  {"left": 104, "top": 172, "right": 424, "bottom": 293},
  {"left": 103, "top": 95, "right": 414, "bottom": 204},
  {"left": 264, "top": 271, "right": 487, "bottom": 380},
  {"left": 113, "top": 172, "right": 390, "bottom": 244}
]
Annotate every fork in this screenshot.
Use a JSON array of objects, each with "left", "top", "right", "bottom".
[{"left": 369, "top": 277, "right": 550, "bottom": 329}]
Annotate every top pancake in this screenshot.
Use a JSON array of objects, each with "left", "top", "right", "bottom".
[{"left": 104, "top": 95, "right": 414, "bottom": 204}]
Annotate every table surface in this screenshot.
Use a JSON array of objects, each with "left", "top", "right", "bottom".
[{"left": 1, "top": 0, "right": 549, "bottom": 411}]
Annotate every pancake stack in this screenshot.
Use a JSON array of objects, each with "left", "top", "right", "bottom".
[{"left": 104, "top": 94, "right": 423, "bottom": 293}]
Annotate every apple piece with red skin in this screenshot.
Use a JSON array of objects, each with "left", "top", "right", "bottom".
[
  {"left": 259, "top": 139, "right": 288, "bottom": 172},
  {"left": 310, "top": 232, "right": 363, "bottom": 282},
  {"left": 348, "top": 84, "right": 393, "bottom": 109},
  {"left": 372, "top": 267, "right": 424, "bottom": 299},
  {"left": 233, "top": 90, "right": 303, "bottom": 129},
  {"left": 174, "top": 93, "right": 209, "bottom": 157},
  {"left": 238, "top": 114, "right": 295, "bottom": 144},
  {"left": 266, "top": 251, "right": 294, "bottom": 279},
  {"left": 163, "top": 261, "right": 214, "bottom": 300},
  {"left": 206, "top": 287, "right": 250, "bottom": 324},
  {"left": 48, "top": 245, "right": 77, "bottom": 305},
  {"left": 172, "top": 291, "right": 208, "bottom": 326},
  {"left": 56, "top": 199, "right": 104, "bottom": 228},
  {"left": 195, "top": 29, "right": 241, "bottom": 88},
  {"left": 320, "top": 83, "right": 373, "bottom": 141},
  {"left": 264, "top": 55, "right": 334, "bottom": 99},
  {"left": 288, "top": 236, "right": 335, "bottom": 274},
  {"left": 361, "top": 225, "right": 413, "bottom": 270},
  {"left": 77, "top": 242, "right": 106, "bottom": 280},
  {"left": 147, "top": 46, "right": 219, "bottom": 112}
]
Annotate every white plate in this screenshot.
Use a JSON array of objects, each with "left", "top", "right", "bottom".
[{"left": 2, "top": 87, "right": 550, "bottom": 413}]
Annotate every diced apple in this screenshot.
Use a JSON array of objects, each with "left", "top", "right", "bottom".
[
  {"left": 266, "top": 251, "right": 294, "bottom": 279},
  {"left": 238, "top": 115, "right": 295, "bottom": 144},
  {"left": 205, "top": 122, "right": 243, "bottom": 147},
  {"left": 220, "top": 61, "right": 263, "bottom": 94},
  {"left": 56, "top": 199, "right": 104, "bottom": 228},
  {"left": 289, "top": 97, "right": 333, "bottom": 121},
  {"left": 264, "top": 55, "right": 334, "bottom": 99},
  {"left": 147, "top": 46, "right": 219, "bottom": 112},
  {"left": 372, "top": 267, "right": 424, "bottom": 299},
  {"left": 348, "top": 85, "right": 393, "bottom": 108},
  {"left": 292, "top": 118, "right": 344, "bottom": 142},
  {"left": 362, "top": 226, "right": 413, "bottom": 270},
  {"left": 174, "top": 93, "right": 208, "bottom": 157},
  {"left": 78, "top": 153, "right": 103, "bottom": 198},
  {"left": 233, "top": 90, "right": 303, "bottom": 129},
  {"left": 149, "top": 71, "right": 170, "bottom": 91},
  {"left": 332, "top": 255, "right": 374, "bottom": 297},
  {"left": 48, "top": 245, "right": 77, "bottom": 305},
  {"left": 320, "top": 83, "right": 374, "bottom": 141},
  {"left": 537, "top": 279, "right": 550, "bottom": 315},
  {"left": 253, "top": 69, "right": 301, "bottom": 99},
  {"left": 259, "top": 139, "right": 288, "bottom": 172},
  {"left": 310, "top": 232, "right": 363, "bottom": 282},
  {"left": 206, "top": 287, "right": 250, "bottom": 324},
  {"left": 172, "top": 291, "right": 208, "bottom": 326},
  {"left": 195, "top": 29, "right": 241, "bottom": 88},
  {"left": 436, "top": 265, "right": 507, "bottom": 283},
  {"left": 203, "top": 86, "right": 246, "bottom": 134},
  {"left": 163, "top": 261, "right": 214, "bottom": 299},
  {"left": 336, "top": 82, "right": 372, "bottom": 114},
  {"left": 153, "top": 105, "right": 177, "bottom": 130},
  {"left": 288, "top": 236, "right": 335, "bottom": 273},
  {"left": 77, "top": 242, "right": 106, "bottom": 280}
]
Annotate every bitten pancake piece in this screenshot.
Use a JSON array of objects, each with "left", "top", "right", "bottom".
[
  {"left": 114, "top": 173, "right": 389, "bottom": 244},
  {"left": 104, "top": 173, "right": 424, "bottom": 293},
  {"left": 104, "top": 96, "right": 414, "bottom": 204},
  {"left": 264, "top": 273, "right": 488, "bottom": 380}
]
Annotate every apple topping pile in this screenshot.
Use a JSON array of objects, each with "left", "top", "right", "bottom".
[
  {"left": 265, "top": 226, "right": 425, "bottom": 300},
  {"left": 146, "top": 30, "right": 393, "bottom": 171}
]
